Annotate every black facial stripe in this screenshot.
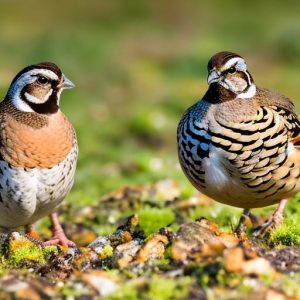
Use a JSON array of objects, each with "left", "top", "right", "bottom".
[
  {"left": 51, "top": 80, "right": 60, "bottom": 88},
  {"left": 242, "top": 71, "right": 253, "bottom": 91},
  {"left": 30, "top": 74, "right": 59, "bottom": 87},
  {"left": 221, "top": 62, "right": 238, "bottom": 76},
  {"left": 21, "top": 85, "right": 59, "bottom": 114}
]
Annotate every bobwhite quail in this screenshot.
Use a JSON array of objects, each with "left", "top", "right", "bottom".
[
  {"left": 177, "top": 51, "right": 300, "bottom": 235},
  {"left": 0, "top": 62, "right": 78, "bottom": 246}
]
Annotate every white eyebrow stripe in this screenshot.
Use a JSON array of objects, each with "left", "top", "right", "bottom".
[
  {"left": 224, "top": 57, "right": 244, "bottom": 69},
  {"left": 28, "top": 69, "right": 59, "bottom": 81},
  {"left": 8, "top": 69, "right": 58, "bottom": 98}
]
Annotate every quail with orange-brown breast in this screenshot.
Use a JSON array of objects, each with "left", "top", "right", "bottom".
[
  {"left": 177, "top": 51, "right": 300, "bottom": 235},
  {"left": 0, "top": 62, "right": 77, "bottom": 246}
]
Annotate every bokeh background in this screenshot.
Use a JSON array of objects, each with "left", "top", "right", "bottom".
[{"left": 0, "top": 0, "right": 300, "bottom": 208}]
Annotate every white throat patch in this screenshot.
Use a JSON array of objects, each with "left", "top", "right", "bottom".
[
  {"left": 238, "top": 84, "right": 256, "bottom": 99},
  {"left": 24, "top": 88, "right": 53, "bottom": 104}
]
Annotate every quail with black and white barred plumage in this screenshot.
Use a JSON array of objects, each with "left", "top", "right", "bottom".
[
  {"left": 177, "top": 51, "right": 300, "bottom": 235},
  {"left": 0, "top": 62, "right": 77, "bottom": 247}
]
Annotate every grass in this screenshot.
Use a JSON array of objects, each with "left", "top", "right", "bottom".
[
  {"left": 107, "top": 275, "right": 192, "bottom": 300},
  {"left": 269, "top": 221, "right": 300, "bottom": 246},
  {"left": 269, "top": 197, "right": 300, "bottom": 246},
  {"left": 138, "top": 208, "right": 175, "bottom": 236},
  {"left": 1, "top": 1, "right": 300, "bottom": 297}
]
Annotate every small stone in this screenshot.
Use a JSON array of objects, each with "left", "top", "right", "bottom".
[
  {"left": 136, "top": 234, "right": 169, "bottom": 263},
  {"left": 114, "top": 239, "right": 142, "bottom": 268},
  {"left": 265, "top": 289, "right": 288, "bottom": 300},
  {"left": 224, "top": 247, "right": 245, "bottom": 272},
  {"left": 15, "top": 287, "right": 41, "bottom": 300},
  {"left": 81, "top": 270, "right": 117, "bottom": 297},
  {"left": 172, "top": 222, "right": 217, "bottom": 262},
  {"left": 175, "top": 193, "right": 212, "bottom": 210},
  {"left": 242, "top": 257, "right": 275, "bottom": 276},
  {"left": 88, "top": 237, "right": 111, "bottom": 254},
  {"left": 153, "top": 179, "right": 180, "bottom": 201}
]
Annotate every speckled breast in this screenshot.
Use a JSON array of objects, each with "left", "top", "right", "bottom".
[{"left": 0, "top": 144, "right": 78, "bottom": 228}]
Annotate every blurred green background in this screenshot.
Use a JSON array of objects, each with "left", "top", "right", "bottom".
[{"left": 0, "top": 0, "right": 300, "bottom": 206}]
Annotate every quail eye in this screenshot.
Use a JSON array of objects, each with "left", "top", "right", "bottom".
[
  {"left": 228, "top": 66, "right": 236, "bottom": 74},
  {"left": 37, "top": 76, "right": 49, "bottom": 85}
]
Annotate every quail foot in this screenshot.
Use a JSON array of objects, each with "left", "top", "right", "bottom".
[
  {"left": 177, "top": 51, "right": 300, "bottom": 236},
  {"left": 0, "top": 62, "right": 78, "bottom": 247}
]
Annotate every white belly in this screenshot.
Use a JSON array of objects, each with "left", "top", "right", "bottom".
[
  {"left": 0, "top": 146, "right": 77, "bottom": 228},
  {"left": 201, "top": 147, "right": 257, "bottom": 208}
]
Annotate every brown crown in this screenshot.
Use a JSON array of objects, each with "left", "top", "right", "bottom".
[{"left": 207, "top": 51, "right": 243, "bottom": 71}]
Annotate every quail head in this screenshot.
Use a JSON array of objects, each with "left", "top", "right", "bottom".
[
  {"left": 177, "top": 51, "right": 300, "bottom": 235},
  {"left": 0, "top": 62, "right": 77, "bottom": 247}
]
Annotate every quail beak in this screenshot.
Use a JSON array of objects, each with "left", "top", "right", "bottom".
[
  {"left": 207, "top": 70, "right": 221, "bottom": 85},
  {"left": 63, "top": 75, "right": 75, "bottom": 89}
]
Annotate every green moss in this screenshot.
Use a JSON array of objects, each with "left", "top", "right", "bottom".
[
  {"left": 108, "top": 281, "right": 139, "bottom": 300},
  {"left": 43, "top": 246, "right": 59, "bottom": 259},
  {"left": 280, "top": 273, "right": 300, "bottom": 298},
  {"left": 7, "top": 240, "right": 45, "bottom": 267},
  {"left": 108, "top": 276, "right": 191, "bottom": 300},
  {"left": 260, "top": 274, "right": 275, "bottom": 286},
  {"left": 269, "top": 220, "right": 300, "bottom": 246},
  {"left": 101, "top": 245, "right": 114, "bottom": 259},
  {"left": 58, "top": 281, "right": 90, "bottom": 298},
  {"left": 0, "top": 265, "right": 9, "bottom": 277},
  {"left": 146, "top": 276, "right": 191, "bottom": 300},
  {"left": 0, "top": 236, "right": 59, "bottom": 268},
  {"left": 267, "top": 196, "right": 300, "bottom": 246},
  {"left": 189, "top": 262, "right": 223, "bottom": 286},
  {"left": 179, "top": 183, "right": 195, "bottom": 199},
  {"left": 138, "top": 208, "right": 175, "bottom": 236}
]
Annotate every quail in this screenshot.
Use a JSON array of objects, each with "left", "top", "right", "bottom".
[
  {"left": 177, "top": 51, "right": 300, "bottom": 235},
  {"left": 0, "top": 62, "right": 78, "bottom": 246}
]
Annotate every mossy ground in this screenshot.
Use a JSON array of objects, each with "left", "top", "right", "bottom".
[
  {"left": 0, "top": 1, "right": 300, "bottom": 299},
  {"left": 0, "top": 183, "right": 299, "bottom": 299}
]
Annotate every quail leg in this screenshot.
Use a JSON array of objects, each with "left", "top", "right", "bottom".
[
  {"left": 44, "top": 212, "right": 76, "bottom": 248},
  {"left": 253, "top": 199, "right": 288, "bottom": 238},
  {"left": 25, "top": 224, "right": 41, "bottom": 240},
  {"left": 235, "top": 209, "right": 250, "bottom": 237}
]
